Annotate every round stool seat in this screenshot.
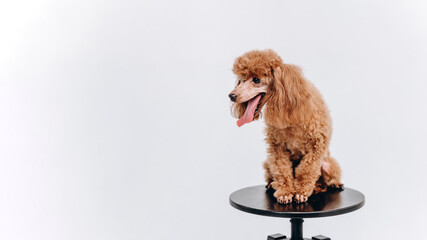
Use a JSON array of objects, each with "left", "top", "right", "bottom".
[
  {"left": 230, "top": 185, "right": 365, "bottom": 218},
  {"left": 229, "top": 185, "right": 365, "bottom": 240}
]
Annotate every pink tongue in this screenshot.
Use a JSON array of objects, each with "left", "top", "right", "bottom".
[{"left": 237, "top": 94, "right": 262, "bottom": 127}]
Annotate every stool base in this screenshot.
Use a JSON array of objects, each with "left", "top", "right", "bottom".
[{"left": 267, "top": 218, "right": 331, "bottom": 240}]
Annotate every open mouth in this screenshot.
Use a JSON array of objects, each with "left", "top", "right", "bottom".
[
  {"left": 254, "top": 93, "right": 265, "bottom": 115},
  {"left": 237, "top": 93, "right": 265, "bottom": 127}
]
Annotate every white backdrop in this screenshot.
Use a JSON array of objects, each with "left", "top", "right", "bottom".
[{"left": 1, "top": 0, "right": 426, "bottom": 239}]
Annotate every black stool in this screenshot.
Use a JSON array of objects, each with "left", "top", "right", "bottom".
[{"left": 229, "top": 185, "right": 365, "bottom": 240}]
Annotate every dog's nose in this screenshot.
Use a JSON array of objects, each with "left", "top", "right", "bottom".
[{"left": 229, "top": 93, "right": 237, "bottom": 102}]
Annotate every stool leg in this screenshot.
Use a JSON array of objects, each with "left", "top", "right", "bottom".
[
  {"left": 267, "top": 233, "right": 287, "bottom": 240},
  {"left": 290, "top": 218, "right": 304, "bottom": 240}
]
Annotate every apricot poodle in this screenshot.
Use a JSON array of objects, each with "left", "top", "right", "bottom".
[{"left": 229, "top": 49, "right": 343, "bottom": 204}]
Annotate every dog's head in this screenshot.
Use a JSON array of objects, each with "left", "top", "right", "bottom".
[{"left": 229, "top": 49, "right": 310, "bottom": 127}]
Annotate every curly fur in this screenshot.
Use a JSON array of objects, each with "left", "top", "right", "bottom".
[{"left": 230, "top": 49, "right": 343, "bottom": 204}]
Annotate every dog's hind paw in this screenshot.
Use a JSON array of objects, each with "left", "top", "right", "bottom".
[{"left": 328, "top": 184, "right": 344, "bottom": 192}]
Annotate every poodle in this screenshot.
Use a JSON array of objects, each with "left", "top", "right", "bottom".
[{"left": 229, "top": 49, "right": 343, "bottom": 204}]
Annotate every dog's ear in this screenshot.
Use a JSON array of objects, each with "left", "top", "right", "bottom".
[
  {"left": 267, "top": 65, "right": 287, "bottom": 119},
  {"left": 266, "top": 64, "right": 311, "bottom": 126}
]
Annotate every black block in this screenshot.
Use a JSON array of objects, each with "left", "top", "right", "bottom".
[
  {"left": 312, "top": 235, "right": 330, "bottom": 240},
  {"left": 267, "top": 233, "right": 287, "bottom": 240}
]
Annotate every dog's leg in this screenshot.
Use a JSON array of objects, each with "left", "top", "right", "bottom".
[
  {"left": 322, "top": 152, "right": 343, "bottom": 190},
  {"left": 293, "top": 141, "right": 325, "bottom": 203},
  {"left": 263, "top": 162, "right": 273, "bottom": 188},
  {"left": 264, "top": 147, "right": 294, "bottom": 204}
]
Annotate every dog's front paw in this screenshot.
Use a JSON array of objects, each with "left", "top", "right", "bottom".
[
  {"left": 293, "top": 181, "right": 314, "bottom": 203},
  {"left": 275, "top": 193, "right": 293, "bottom": 204},
  {"left": 273, "top": 189, "right": 293, "bottom": 204},
  {"left": 294, "top": 193, "right": 309, "bottom": 203}
]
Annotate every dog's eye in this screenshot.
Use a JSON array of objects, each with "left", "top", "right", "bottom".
[{"left": 252, "top": 77, "right": 261, "bottom": 84}]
